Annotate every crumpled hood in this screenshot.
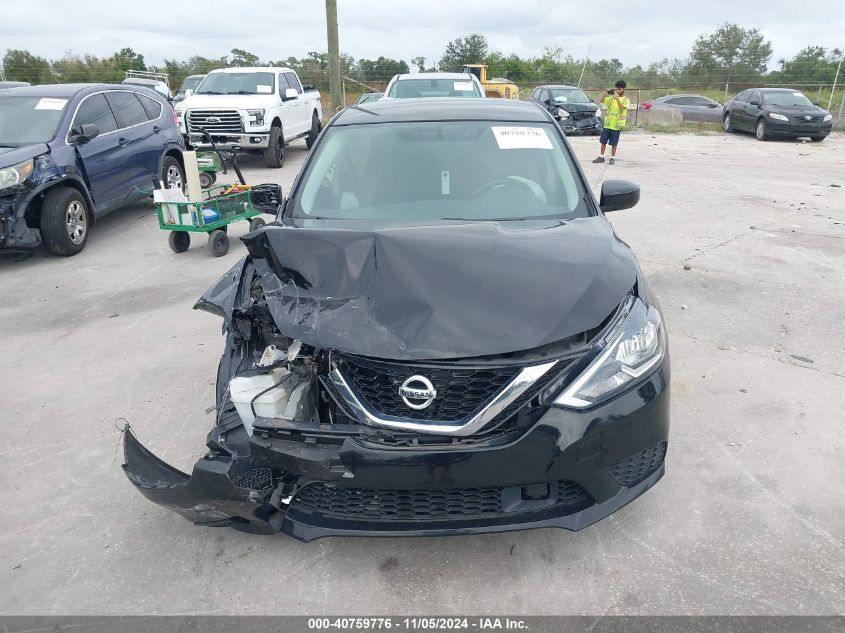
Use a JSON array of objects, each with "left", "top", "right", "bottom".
[
  {"left": 199, "top": 218, "right": 638, "bottom": 360},
  {"left": 555, "top": 102, "right": 599, "bottom": 114},
  {"left": 0, "top": 143, "right": 48, "bottom": 166}
]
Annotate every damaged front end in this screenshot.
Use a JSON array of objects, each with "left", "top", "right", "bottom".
[{"left": 123, "top": 223, "right": 669, "bottom": 541}]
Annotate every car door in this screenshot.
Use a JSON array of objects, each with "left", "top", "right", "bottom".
[
  {"left": 133, "top": 92, "right": 168, "bottom": 181},
  {"left": 744, "top": 91, "right": 764, "bottom": 130},
  {"left": 104, "top": 90, "right": 156, "bottom": 191},
  {"left": 68, "top": 92, "right": 125, "bottom": 214},
  {"left": 731, "top": 91, "right": 751, "bottom": 130},
  {"left": 285, "top": 71, "right": 310, "bottom": 135},
  {"left": 277, "top": 72, "right": 299, "bottom": 139},
  {"left": 688, "top": 96, "right": 722, "bottom": 122}
]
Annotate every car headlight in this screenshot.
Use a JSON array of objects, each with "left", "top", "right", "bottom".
[
  {"left": 769, "top": 112, "right": 789, "bottom": 121},
  {"left": 248, "top": 109, "right": 265, "bottom": 126},
  {"left": 552, "top": 298, "right": 665, "bottom": 409},
  {"left": 823, "top": 113, "right": 832, "bottom": 122},
  {"left": 0, "top": 160, "right": 34, "bottom": 192},
  {"left": 557, "top": 108, "right": 570, "bottom": 119}
]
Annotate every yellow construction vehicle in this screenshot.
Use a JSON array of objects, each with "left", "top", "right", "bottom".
[{"left": 462, "top": 64, "right": 520, "bottom": 99}]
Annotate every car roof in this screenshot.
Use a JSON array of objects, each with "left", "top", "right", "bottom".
[
  {"left": 393, "top": 73, "right": 477, "bottom": 81},
  {"left": 209, "top": 66, "right": 294, "bottom": 74},
  {"left": 0, "top": 83, "right": 153, "bottom": 98},
  {"left": 335, "top": 97, "right": 549, "bottom": 125},
  {"left": 758, "top": 87, "right": 804, "bottom": 93},
  {"left": 538, "top": 85, "right": 581, "bottom": 90}
]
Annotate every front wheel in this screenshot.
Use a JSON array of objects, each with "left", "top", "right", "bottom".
[
  {"left": 755, "top": 118, "right": 768, "bottom": 141},
  {"left": 306, "top": 113, "right": 321, "bottom": 149},
  {"left": 723, "top": 112, "right": 734, "bottom": 133},
  {"left": 40, "top": 186, "right": 90, "bottom": 256},
  {"left": 263, "top": 126, "right": 284, "bottom": 168},
  {"left": 208, "top": 229, "right": 229, "bottom": 257},
  {"left": 168, "top": 231, "right": 190, "bottom": 253},
  {"left": 811, "top": 135, "right": 826, "bottom": 142}
]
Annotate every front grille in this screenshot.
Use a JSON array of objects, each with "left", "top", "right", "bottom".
[
  {"left": 793, "top": 115, "right": 821, "bottom": 123},
  {"left": 187, "top": 109, "right": 243, "bottom": 134},
  {"left": 337, "top": 356, "right": 519, "bottom": 421},
  {"left": 608, "top": 442, "right": 667, "bottom": 487},
  {"left": 292, "top": 480, "right": 591, "bottom": 522}
]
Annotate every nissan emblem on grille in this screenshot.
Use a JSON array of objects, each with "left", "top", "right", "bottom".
[{"left": 399, "top": 375, "right": 437, "bottom": 410}]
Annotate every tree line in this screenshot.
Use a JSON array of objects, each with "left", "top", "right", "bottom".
[{"left": 2, "top": 23, "right": 842, "bottom": 91}]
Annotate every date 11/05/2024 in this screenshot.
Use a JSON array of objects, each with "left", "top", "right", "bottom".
[{"left": 307, "top": 617, "right": 529, "bottom": 630}]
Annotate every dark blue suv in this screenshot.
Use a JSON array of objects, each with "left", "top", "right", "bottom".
[{"left": 0, "top": 84, "right": 184, "bottom": 255}]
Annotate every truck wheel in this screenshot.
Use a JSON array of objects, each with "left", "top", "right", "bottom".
[
  {"left": 810, "top": 135, "right": 826, "bottom": 142},
  {"left": 162, "top": 156, "right": 185, "bottom": 191},
  {"left": 263, "top": 125, "right": 284, "bottom": 168},
  {"left": 722, "top": 112, "right": 734, "bottom": 133},
  {"left": 306, "top": 113, "right": 321, "bottom": 149},
  {"left": 208, "top": 229, "right": 229, "bottom": 257},
  {"left": 249, "top": 217, "right": 266, "bottom": 232},
  {"left": 168, "top": 231, "right": 190, "bottom": 253},
  {"left": 199, "top": 172, "right": 216, "bottom": 188},
  {"left": 40, "top": 186, "right": 90, "bottom": 256}
]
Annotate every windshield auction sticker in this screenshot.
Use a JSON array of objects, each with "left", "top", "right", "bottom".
[
  {"left": 492, "top": 126, "right": 553, "bottom": 150},
  {"left": 34, "top": 98, "right": 68, "bottom": 110}
]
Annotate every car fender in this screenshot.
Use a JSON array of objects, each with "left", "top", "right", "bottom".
[{"left": 14, "top": 171, "right": 95, "bottom": 223}]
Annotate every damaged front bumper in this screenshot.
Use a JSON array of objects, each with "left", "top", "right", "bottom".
[
  {"left": 122, "top": 360, "right": 669, "bottom": 542},
  {"left": 0, "top": 187, "right": 40, "bottom": 249}
]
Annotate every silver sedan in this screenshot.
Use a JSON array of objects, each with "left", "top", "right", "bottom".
[{"left": 641, "top": 94, "right": 724, "bottom": 122}]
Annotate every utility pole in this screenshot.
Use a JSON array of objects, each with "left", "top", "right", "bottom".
[
  {"left": 325, "top": 0, "right": 342, "bottom": 111},
  {"left": 829, "top": 52, "right": 842, "bottom": 111}
]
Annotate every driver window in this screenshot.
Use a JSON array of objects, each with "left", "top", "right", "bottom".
[
  {"left": 278, "top": 73, "right": 290, "bottom": 97},
  {"left": 71, "top": 93, "right": 118, "bottom": 136}
]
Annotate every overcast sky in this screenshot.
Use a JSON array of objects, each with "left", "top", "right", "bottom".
[{"left": 2, "top": 0, "right": 843, "bottom": 70}]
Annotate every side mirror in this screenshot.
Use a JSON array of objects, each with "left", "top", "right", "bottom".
[
  {"left": 749, "top": 99, "right": 760, "bottom": 106},
  {"left": 599, "top": 180, "right": 640, "bottom": 212},
  {"left": 282, "top": 88, "right": 299, "bottom": 101},
  {"left": 70, "top": 123, "right": 100, "bottom": 144}
]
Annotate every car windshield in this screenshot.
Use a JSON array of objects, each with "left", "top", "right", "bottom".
[
  {"left": 0, "top": 95, "right": 68, "bottom": 146},
  {"left": 550, "top": 89, "right": 591, "bottom": 104},
  {"left": 388, "top": 78, "right": 482, "bottom": 98},
  {"left": 179, "top": 76, "right": 204, "bottom": 94},
  {"left": 762, "top": 91, "right": 813, "bottom": 107},
  {"left": 196, "top": 72, "right": 275, "bottom": 95},
  {"left": 295, "top": 120, "right": 590, "bottom": 222}
]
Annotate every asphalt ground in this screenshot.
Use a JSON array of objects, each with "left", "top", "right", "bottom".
[{"left": 1, "top": 131, "right": 842, "bottom": 615}]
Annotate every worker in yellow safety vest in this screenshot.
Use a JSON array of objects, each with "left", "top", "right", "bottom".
[{"left": 593, "top": 80, "right": 630, "bottom": 165}]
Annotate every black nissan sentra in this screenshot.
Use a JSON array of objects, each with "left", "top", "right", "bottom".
[{"left": 124, "top": 99, "right": 670, "bottom": 541}]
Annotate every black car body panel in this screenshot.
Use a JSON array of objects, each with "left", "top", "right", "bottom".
[
  {"left": 123, "top": 99, "right": 670, "bottom": 541},
  {"left": 724, "top": 88, "right": 833, "bottom": 139},
  {"left": 0, "top": 83, "right": 183, "bottom": 250}
]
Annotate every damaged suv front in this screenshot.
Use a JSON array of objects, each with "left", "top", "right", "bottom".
[{"left": 124, "top": 99, "right": 669, "bottom": 541}]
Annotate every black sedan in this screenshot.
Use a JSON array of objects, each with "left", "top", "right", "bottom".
[
  {"left": 124, "top": 99, "right": 669, "bottom": 541},
  {"left": 722, "top": 88, "right": 833, "bottom": 141},
  {"left": 529, "top": 85, "right": 602, "bottom": 135},
  {"left": 641, "top": 94, "right": 723, "bottom": 123}
]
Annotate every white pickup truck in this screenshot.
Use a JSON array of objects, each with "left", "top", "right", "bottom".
[{"left": 174, "top": 67, "right": 322, "bottom": 168}]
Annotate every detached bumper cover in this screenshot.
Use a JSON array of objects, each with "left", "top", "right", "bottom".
[{"left": 122, "top": 361, "right": 669, "bottom": 542}]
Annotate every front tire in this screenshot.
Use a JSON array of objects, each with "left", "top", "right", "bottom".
[
  {"left": 755, "top": 118, "right": 768, "bottom": 141},
  {"left": 168, "top": 231, "right": 190, "bottom": 253},
  {"left": 811, "top": 135, "right": 826, "bottom": 142},
  {"left": 40, "top": 187, "right": 90, "bottom": 256},
  {"left": 208, "top": 229, "right": 229, "bottom": 257},
  {"left": 263, "top": 125, "right": 284, "bottom": 168},
  {"left": 162, "top": 156, "right": 185, "bottom": 191},
  {"left": 723, "top": 112, "right": 734, "bottom": 133},
  {"left": 306, "top": 113, "right": 321, "bottom": 149}
]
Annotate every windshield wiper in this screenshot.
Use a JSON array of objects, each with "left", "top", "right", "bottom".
[
  {"left": 198, "top": 91, "right": 222, "bottom": 95},
  {"left": 0, "top": 143, "right": 20, "bottom": 148},
  {"left": 227, "top": 91, "right": 256, "bottom": 95}
]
